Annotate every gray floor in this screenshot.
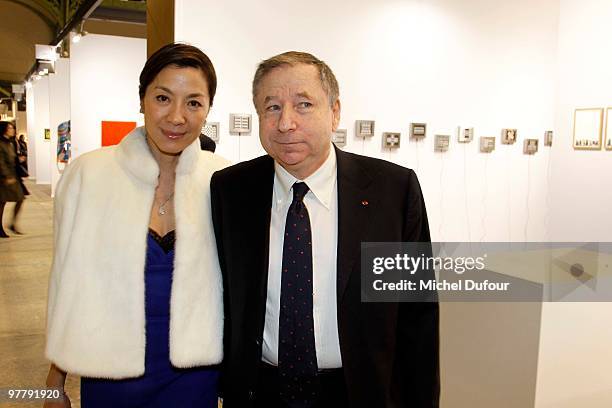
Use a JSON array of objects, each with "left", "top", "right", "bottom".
[{"left": 0, "top": 181, "right": 80, "bottom": 407}]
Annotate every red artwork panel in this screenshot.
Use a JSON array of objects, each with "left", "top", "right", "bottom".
[{"left": 101, "top": 121, "right": 137, "bottom": 146}]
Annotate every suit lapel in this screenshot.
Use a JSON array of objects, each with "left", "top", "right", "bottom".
[{"left": 335, "top": 147, "right": 374, "bottom": 303}]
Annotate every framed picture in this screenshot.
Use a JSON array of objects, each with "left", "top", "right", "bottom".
[
  {"left": 544, "top": 130, "right": 553, "bottom": 147},
  {"left": 202, "top": 122, "right": 220, "bottom": 142},
  {"left": 57, "top": 120, "right": 71, "bottom": 173},
  {"left": 410, "top": 122, "right": 427, "bottom": 139},
  {"left": 434, "top": 135, "right": 450, "bottom": 152},
  {"left": 355, "top": 120, "right": 375, "bottom": 138},
  {"left": 44, "top": 128, "right": 51, "bottom": 141},
  {"left": 382, "top": 132, "right": 401, "bottom": 149},
  {"left": 606, "top": 108, "right": 612, "bottom": 150},
  {"left": 458, "top": 127, "right": 474, "bottom": 143},
  {"left": 480, "top": 136, "right": 495, "bottom": 153},
  {"left": 523, "top": 139, "right": 539, "bottom": 155},
  {"left": 573, "top": 108, "right": 603, "bottom": 150},
  {"left": 332, "top": 129, "right": 347, "bottom": 147},
  {"left": 501, "top": 128, "right": 517, "bottom": 145}
]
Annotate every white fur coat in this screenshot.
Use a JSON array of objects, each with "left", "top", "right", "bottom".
[{"left": 45, "top": 127, "right": 229, "bottom": 378}]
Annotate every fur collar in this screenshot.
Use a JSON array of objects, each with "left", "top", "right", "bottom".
[{"left": 116, "top": 126, "right": 201, "bottom": 184}]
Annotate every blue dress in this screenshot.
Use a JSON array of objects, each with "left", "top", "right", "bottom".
[{"left": 81, "top": 230, "right": 219, "bottom": 407}]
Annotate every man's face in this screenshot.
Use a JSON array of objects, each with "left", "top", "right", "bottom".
[{"left": 255, "top": 64, "right": 340, "bottom": 179}]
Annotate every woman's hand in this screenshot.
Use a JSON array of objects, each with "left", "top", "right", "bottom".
[
  {"left": 4, "top": 177, "right": 16, "bottom": 185},
  {"left": 43, "top": 364, "right": 69, "bottom": 408},
  {"left": 43, "top": 392, "right": 71, "bottom": 408}
]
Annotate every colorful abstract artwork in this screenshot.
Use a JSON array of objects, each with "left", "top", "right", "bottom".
[{"left": 57, "top": 120, "right": 71, "bottom": 173}]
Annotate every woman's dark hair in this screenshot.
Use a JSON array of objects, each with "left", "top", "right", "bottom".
[
  {"left": 0, "top": 121, "right": 15, "bottom": 137},
  {"left": 139, "top": 43, "right": 217, "bottom": 106}
]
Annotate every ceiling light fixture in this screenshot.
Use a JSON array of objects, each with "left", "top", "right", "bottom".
[{"left": 72, "top": 21, "right": 87, "bottom": 44}]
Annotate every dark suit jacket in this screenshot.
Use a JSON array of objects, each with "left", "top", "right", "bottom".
[
  {"left": 211, "top": 147, "right": 439, "bottom": 407},
  {"left": 199, "top": 134, "right": 217, "bottom": 152}
]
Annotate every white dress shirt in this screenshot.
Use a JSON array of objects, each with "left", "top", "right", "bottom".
[{"left": 261, "top": 146, "right": 342, "bottom": 369}]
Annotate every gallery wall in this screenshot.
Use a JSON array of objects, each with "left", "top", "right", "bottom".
[
  {"left": 535, "top": 0, "right": 612, "bottom": 407},
  {"left": 25, "top": 84, "right": 37, "bottom": 179},
  {"left": 174, "top": 0, "right": 559, "bottom": 243},
  {"left": 48, "top": 58, "right": 71, "bottom": 196},
  {"left": 29, "top": 76, "right": 51, "bottom": 184},
  {"left": 24, "top": 34, "right": 145, "bottom": 192},
  {"left": 549, "top": 0, "right": 612, "bottom": 242},
  {"left": 175, "top": 1, "right": 612, "bottom": 407},
  {"left": 69, "top": 34, "right": 145, "bottom": 160}
]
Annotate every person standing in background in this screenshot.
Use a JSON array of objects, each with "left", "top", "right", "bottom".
[
  {"left": 199, "top": 133, "right": 217, "bottom": 152},
  {"left": 0, "top": 121, "right": 26, "bottom": 237},
  {"left": 18, "top": 134, "right": 28, "bottom": 171}
]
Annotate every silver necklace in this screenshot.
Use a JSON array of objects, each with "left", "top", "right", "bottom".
[{"left": 158, "top": 192, "right": 175, "bottom": 216}]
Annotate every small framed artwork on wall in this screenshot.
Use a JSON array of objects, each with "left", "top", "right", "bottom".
[
  {"left": 573, "top": 108, "right": 603, "bottom": 150},
  {"left": 332, "top": 129, "right": 347, "bottom": 147},
  {"left": 523, "top": 139, "right": 539, "bottom": 155},
  {"left": 501, "top": 128, "right": 517, "bottom": 145},
  {"left": 458, "top": 127, "right": 474, "bottom": 143},
  {"left": 544, "top": 130, "right": 553, "bottom": 147},
  {"left": 480, "top": 136, "right": 496, "bottom": 153},
  {"left": 382, "top": 132, "right": 401, "bottom": 149}
]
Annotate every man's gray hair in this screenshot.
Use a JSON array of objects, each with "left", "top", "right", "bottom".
[{"left": 252, "top": 51, "right": 340, "bottom": 109}]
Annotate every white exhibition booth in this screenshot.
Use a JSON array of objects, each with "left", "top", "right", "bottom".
[
  {"left": 24, "top": 0, "right": 612, "bottom": 406},
  {"left": 26, "top": 34, "right": 145, "bottom": 195}
]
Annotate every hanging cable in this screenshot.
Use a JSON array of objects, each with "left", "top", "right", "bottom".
[
  {"left": 438, "top": 151, "right": 444, "bottom": 242},
  {"left": 415, "top": 136, "right": 421, "bottom": 174},
  {"left": 524, "top": 154, "right": 532, "bottom": 242},
  {"left": 544, "top": 141, "right": 552, "bottom": 242},
  {"left": 480, "top": 154, "right": 488, "bottom": 242},
  {"left": 463, "top": 143, "right": 472, "bottom": 242},
  {"left": 361, "top": 135, "right": 365, "bottom": 155},
  {"left": 507, "top": 147, "right": 512, "bottom": 242}
]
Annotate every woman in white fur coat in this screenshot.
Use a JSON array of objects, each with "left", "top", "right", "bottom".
[{"left": 44, "top": 43, "right": 228, "bottom": 408}]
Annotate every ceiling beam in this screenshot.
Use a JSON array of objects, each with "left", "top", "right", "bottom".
[{"left": 51, "top": 0, "right": 104, "bottom": 46}]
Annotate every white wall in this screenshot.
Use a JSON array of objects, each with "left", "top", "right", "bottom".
[
  {"left": 48, "top": 58, "right": 71, "bottom": 196},
  {"left": 31, "top": 77, "right": 51, "bottom": 184},
  {"left": 176, "top": 1, "right": 612, "bottom": 407},
  {"left": 175, "top": 0, "right": 559, "bottom": 243},
  {"left": 549, "top": 0, "right": 612, "bottom": 242},
  {"left": 535, "top": 1, "right": 612, "bottom": 407},
  {"left": 25, "top": 86, "right": 36, "bottom": 179},
  {"left": 25, "top": 34, "right": 146, "bottom": 192},
  {"left": 69, "top": 34, "right": 145, "bottom": 159}
]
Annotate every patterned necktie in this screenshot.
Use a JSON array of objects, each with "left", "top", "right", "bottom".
[{"left": 278, "top": 182, "right": 318, "bottom": 407}]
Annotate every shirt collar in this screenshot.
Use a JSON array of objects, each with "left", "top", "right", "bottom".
[{"left": 273, "top": 145, "right": 337, "bottom": 210}]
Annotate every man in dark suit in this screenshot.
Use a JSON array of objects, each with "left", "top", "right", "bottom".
[{"left": 211, "top": 51, "right": 439, "bottom": 407}]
